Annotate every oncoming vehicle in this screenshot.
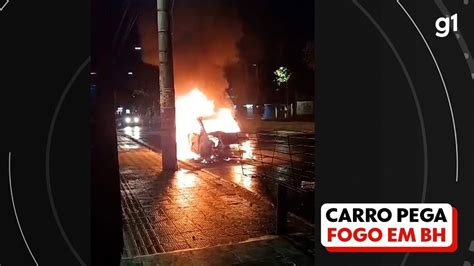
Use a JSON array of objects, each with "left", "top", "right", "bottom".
[
  {"left": 116, "top": 108, "right": 141, "bottom": 128},
  {"left": 122, "top": 115, "right": 141, "bottom": 126}
]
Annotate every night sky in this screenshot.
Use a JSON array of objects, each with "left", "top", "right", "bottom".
[{"left": 92, "top": 0, "right": 314, "bottom": 109}]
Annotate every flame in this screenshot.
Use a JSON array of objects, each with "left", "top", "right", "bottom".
[
  {"left": 240, "top": 140, "right": 254, "bottom": 160},
  {"left": 175, "top": 88, "right": 241, "bottom": 160}
]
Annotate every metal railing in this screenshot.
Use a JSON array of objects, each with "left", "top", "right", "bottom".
[
  {"left": 239, "top": 131, "right": 315, "bottom": 189},
  {"left": 237, "top": 131, "right": 316, "bottom": 233}
]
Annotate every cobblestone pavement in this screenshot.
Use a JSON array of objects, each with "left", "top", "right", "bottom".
[
  {"left": 118, "top": 136, "right": 312, "bottom": 258},
  {"left": 121, "top": 236, "right": 314, "bottom": 266}
]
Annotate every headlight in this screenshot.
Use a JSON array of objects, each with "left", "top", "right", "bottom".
[
  {"left": 133, "top": 117, "right": 139, "bottom": 123},
  {"left": 125, "top": 117, "right": 131, "bottom": 123}
]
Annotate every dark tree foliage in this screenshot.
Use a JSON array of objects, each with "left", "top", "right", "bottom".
[{"left": 225, "top": 0, "right": 315, "bottom": 104}]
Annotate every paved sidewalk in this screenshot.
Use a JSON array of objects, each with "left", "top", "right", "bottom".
[
  {"left": 118, "top": 135, "right": 313, "bottom": 262},
  {"left": 121, "top": 236, "right": 314, "bottom": 266}
]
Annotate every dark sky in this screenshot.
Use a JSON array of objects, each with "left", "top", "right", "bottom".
[{"left": 93, "top": 0, "right": 315, "bottom": 106}]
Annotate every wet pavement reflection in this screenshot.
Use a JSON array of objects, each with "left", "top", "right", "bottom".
[
  {"left": 118, "top": 126, "right": 315, "bottom": 224},
  {"left": 231, "top": 165, "right": 253, "bottom": 190},
  {"left": 117, "top": 135, "right": 141, "bottom": 151},
  {"left": 118, "top": 136, "right": 285, "bottom": 257},
  {"left": 123, "top": 126, "right": 141, "bottom": 139}
]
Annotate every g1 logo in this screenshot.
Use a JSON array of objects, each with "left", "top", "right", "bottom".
[{"left": 435, "top": 13, "right": 458, "bottom": 38}]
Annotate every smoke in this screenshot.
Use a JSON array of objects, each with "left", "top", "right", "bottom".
[
  {"left": 137, "top": 0, "right": 242, "bottom": 107},
  {"left": 137, "top": 11, "right": 159, "bottom": 66}
]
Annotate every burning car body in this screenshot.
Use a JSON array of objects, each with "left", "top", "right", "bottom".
[
  {"left": 188, "top": 116, "right": 242, "bottom": 163},
  {"left": 176, "top": 88, "right": 252, "bottom": 162}
]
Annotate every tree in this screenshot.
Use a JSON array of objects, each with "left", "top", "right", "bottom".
[
  {"left": 274, "top": 66, "right": 293, "bottom": 119},
  {"left": 274, "top": 66, "right": 292, "bottom": 91}
]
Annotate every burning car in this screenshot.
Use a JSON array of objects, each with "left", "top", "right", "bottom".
[
  {"left": 188, "top": 117, "right": 242, "bottom": 163},
  {"left": 175, "top": 88, "right": 253, "bottom": 162}
]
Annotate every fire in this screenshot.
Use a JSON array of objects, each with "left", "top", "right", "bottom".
[
  {"left": 240, "top": 140, "right": 254, "bottom": 160},
  {"left": 175, "top": 88, "right": 240, "bottom": 160}
]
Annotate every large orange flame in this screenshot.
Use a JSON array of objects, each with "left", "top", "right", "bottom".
[{"left": 175, "top": 88, "right": 240, "bottom": 160}]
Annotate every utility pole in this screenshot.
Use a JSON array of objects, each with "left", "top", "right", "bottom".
[{"left": 157, "top": 0, "right": 177, "bottom": 171}]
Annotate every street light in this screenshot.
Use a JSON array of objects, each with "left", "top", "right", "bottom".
[
  {"left": 127, "top": 71, "right": 133, "bottom": 75},
  {"left": 134, "top": 46, "right": 142, "bottom": 51}
]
